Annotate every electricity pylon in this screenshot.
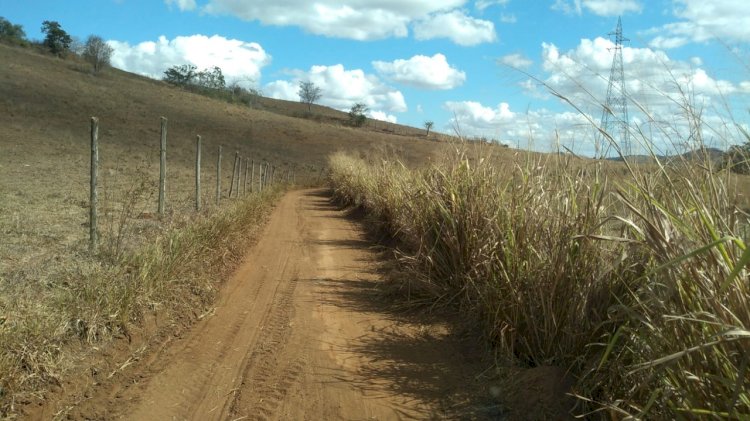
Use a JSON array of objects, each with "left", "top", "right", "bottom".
[{"left": 598, "top": 17, "right": 631, "bottom": 159}]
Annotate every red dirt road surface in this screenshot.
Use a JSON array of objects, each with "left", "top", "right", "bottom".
[{"left": 49, "top": 189, "right": 491, "bottom": 420}]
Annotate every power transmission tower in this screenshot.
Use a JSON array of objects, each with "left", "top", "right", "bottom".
[{"left": 598, "top": 17, "right": 631, "bottom": 159}]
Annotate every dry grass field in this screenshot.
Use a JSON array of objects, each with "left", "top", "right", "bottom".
[
  {"left": 0, "top": 43, "right": 448, "bottom": 284},
  {"left": 3, "top": 40, "right": 750, "bottom": 419},
  {"left": 0, "top": 43, "right": 452, "bottom": 416}
]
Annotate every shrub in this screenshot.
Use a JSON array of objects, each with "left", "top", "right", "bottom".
[
  {"left": 163, "top": 64, "right": 197, "bottom": 87},
  {"left": 348, "top": 102, "right": 368, "bottom": 127}
]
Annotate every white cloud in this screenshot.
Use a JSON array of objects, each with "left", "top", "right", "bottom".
[
  {"left": 500, "top": 13, "right": 517, "bottom": 23},
  {"left": 552, "top": 0, "right": 641, "bottom": 16},
  {"left": 475, "top": 0, "right": 510, "bottom": 11},
  {"left": 498, "top": 53, "right": 533, "bottom": 69},
  {"left": 413, "top": 10, "right": 497, "bottom": 45},
  {"left": 373, "top": 54, "right": 466, "bottom": 90},
  {"left": 165, "top": 0, "right": 196, "bottom": 11},
  {"left": 527, "top": 36, "right": 750, "bottom": 155},
  {"left": 108, "top": 34, "right": 271, "bottom": 87},
  {"left": 445, "top": 101, "right": 516, "bottom": 129},
  {"left": 647, "top": 0, "right": 750, "bottom": 48},
  {"left": 551, "top": 0, "right": 582, "bottom": 15},
  {"left": 369, "top": 110, "right": 398, "bottom": 123},
  {"left": 444, "top": 101, "right": 594, "bottom": 150},
  {"left": 582, "top": 0, "right": 642, "bottom": 16},
  {"left": 539, "top": 37, "right": 746, "bottom": 111},
  {"left": 264, "top": 64, "right": 407, "bottom": 117},
  {"left": 203, "top": 0, "right": 465, "bottom": 41}
]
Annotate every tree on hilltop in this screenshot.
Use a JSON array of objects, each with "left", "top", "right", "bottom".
[
  {"left": 195, "top": 66, "right": 226, "bottom": 90},
  {"left": 298, "top": 81, "right": 322, "bottom": 113},
  {"left": 348, "top": 103, "right": 368, "bottom": 127},
  {"left": 163, "top": 64, "right": 197, "bottom": 87},
  {"left": 41, "top": 20, "right": 72, "bottom": 56},
  {"left": 83, "top": 35, "right": 114, "bottom": 73},
  {"left": 424, "top": 121, "right": 434, "bottom": 137},
  {"left": 0, "top": 17, "right": 27, "bottom": 45}
]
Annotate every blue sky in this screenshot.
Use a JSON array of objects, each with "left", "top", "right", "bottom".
[{"left": 2, "top": 0, "right": 749, "bottom": 156}]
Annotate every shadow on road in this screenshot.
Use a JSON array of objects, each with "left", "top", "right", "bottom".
[{"left": 301, "top": 189, "right": 504, "bottom": 419}]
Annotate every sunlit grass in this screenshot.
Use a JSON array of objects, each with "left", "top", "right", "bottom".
[{"left": 328, "top": 142, "right": 750, "bottom": 418}]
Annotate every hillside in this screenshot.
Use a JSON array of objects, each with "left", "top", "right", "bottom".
[{"left": 0, "top": 43, "right": 453, "bottom": 279}]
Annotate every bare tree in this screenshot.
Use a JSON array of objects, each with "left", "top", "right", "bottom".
[
  {"left": 424, "top": 121, "right": 435, "bottom": 137},
  {"left": 298, "top": 81, "right": 322, "bottom": 113},
  {"left": 83, "top": 35, "right": 114, "bottom": 73}
]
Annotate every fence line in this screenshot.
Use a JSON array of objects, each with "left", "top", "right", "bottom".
[{"left": 86, "top": 117, "right": 305, "bottom": 254}]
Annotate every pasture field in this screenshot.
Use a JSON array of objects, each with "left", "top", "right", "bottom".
[{"left": 0, "top": 43, "right": 443, "bottom": 416}]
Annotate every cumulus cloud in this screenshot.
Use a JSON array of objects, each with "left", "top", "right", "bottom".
[
  {"left": 539, "top": 37, "right": 745, "bottom": 112},
  {"left": 165, "top": 0, "right": 196, "bottom": 11},
  {"left": 202, "top": 0, "right": 466, "bottom": 41},
  {"left": 369, "top": 110, "right": 398, "bottom": 123},
  {"left": 498, "top": 53, "right": 533, "bottom": 69},
  {"left": 445, "top": 101, "right": 516, "bottom": 129},
  {"left": 372, "top": 54, "right": 466, "bottom": 90},
  {"left": 582, "top": 0, "right": 642, "bottom": 16},
  {"left": 647, "top": 0, "right": 750, "bottom": 49},
  {"left": 444, "top": 100, "right": 594, "bottom": 150},
  {"left": 552, "top": 0, "right": 641, "bottom": 16},
  {"left": 108, "top": 34, "right": 271, "bottom": 87},
  {"left": 413, "top": 10, "right": 497, "bottom": 45},
  {"left": 264, "top": 64, "right": 407, "bottom": 117},
  {"left": 447, "top": 34, "right": 749, "bottom": 156},
  {"left": 497, "top": 36, "right": 750, "bottom": 155}
]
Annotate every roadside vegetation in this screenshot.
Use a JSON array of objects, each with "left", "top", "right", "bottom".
[
  {"left": 328, "top": 137, "right": 750, "bottom": 417},
  {"left": 0, "top": 186, "right": 284, "bottom": 416},
  {"left": 0, "top": 38, "right": 441, "bottom": 418}
]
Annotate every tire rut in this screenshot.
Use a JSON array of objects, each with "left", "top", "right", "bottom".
[{"left": 228, "top": 277, "right": 302, "bottom": 421}]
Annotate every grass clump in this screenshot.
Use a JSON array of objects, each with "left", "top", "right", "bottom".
[
  {"left": 0, "top": 188, "right": 282, "bottom": 417},
  {"left": 328, "top": 146, "right": 750, "bottom": 418}
]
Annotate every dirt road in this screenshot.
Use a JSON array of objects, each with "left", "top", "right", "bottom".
[{"left": 53, "top": 189, "right": 490, "bottom": 420}]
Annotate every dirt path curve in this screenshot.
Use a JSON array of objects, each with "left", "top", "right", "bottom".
[{"left": 66, "top": 189, "right": 489, "bottom": 420}]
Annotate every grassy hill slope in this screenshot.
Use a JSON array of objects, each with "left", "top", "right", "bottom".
[{"left": 0, "top": 43, "right": 450, "bottom": 280}]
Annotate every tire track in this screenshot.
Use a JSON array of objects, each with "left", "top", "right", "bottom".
[{"left": 228, "top": 277, "right": 303, "bottom": 421}]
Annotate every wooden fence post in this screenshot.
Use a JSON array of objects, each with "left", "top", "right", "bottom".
[
  {"left": 195, "top": 135, "right": 202, "bottom": 211},
  {"left": 250, "top": 160, "right": 255, "bottom": 193},
  {"left": 216, "top": 145, "right": 222, "bottom": 205},
  {"left": 259, "top": 162, "right": 264, "bottom": 193},
  {"left": 158, "top": 117, "right": 167, "bottom": 216},
  {"left": 229, "top": 151, "right": 239, "bottom": 198},
  {"left": 89, "top": 117, "right": 99, "bottom": 253},
  {"left": 243, "top": 158, "right": 249, "bottom": 196}
]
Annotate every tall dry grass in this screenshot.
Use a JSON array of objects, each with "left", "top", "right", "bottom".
[
  {"left": 0, "top": 187, "right": 283, "bottom": 417},
  {"left": 328, "top": 144, "right": 749, "bottom": 418}
]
